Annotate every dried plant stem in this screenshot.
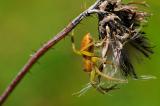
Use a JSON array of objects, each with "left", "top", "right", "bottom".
[{"left": 0, "top": 0, "right": 102, "bottom": 105}]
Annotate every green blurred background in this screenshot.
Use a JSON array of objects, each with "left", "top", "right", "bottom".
[{"left": 0, "top": 0, "right": 159, "bottom": 106}]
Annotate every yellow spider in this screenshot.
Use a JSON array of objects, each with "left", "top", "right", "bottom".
[{"left": 71, "top": 32, "right": 126, "bottom": 93}]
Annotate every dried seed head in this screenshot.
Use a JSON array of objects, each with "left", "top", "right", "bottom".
[{"left": 96, "top": 0, "right": 153, "bottom": 78}]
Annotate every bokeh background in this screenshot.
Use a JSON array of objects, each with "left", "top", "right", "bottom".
[{"left": 0, "top": 0, "right": 159, "bottom": 106}]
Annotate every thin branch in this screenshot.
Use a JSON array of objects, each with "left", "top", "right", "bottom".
[{"left": 0, "top": 0, "right": 102, "bottom": 105}]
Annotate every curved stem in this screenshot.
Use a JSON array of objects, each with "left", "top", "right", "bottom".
[{"left": 0, "top": 0, "right": 102, "bottom": 105}]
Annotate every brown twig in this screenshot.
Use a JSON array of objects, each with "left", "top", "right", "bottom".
[{"left": 0, "top": 0, "right": 102, "bottom": 105}]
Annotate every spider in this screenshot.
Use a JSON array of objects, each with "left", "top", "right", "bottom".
[{"left": 71, "top": 32, "right": 126, "bottom": 94}]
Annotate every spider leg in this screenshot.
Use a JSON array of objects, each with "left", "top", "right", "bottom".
[
  {"left": 94, "top": 66, "right": 127, "bottom": 83},
  {"left": 71, "top": 33, "right": 95, "bottom": 56},
  {"left": 70, "top": 33, "right": 82, "bottom": 55},
  {"left": 90, "top": 68, "right": 106, "bottom": 94},
  {"left": 90, "top": 66, "right": 119, "bottom": 94},
  {"left": 99, "top": 84, "right": 119, "bottom": 93},
  {"left": 90, "top": 70, "right": 106, "bottom": 94},
  {"left": 127, "top": 1, "right": 149, "bottom": 7}
]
